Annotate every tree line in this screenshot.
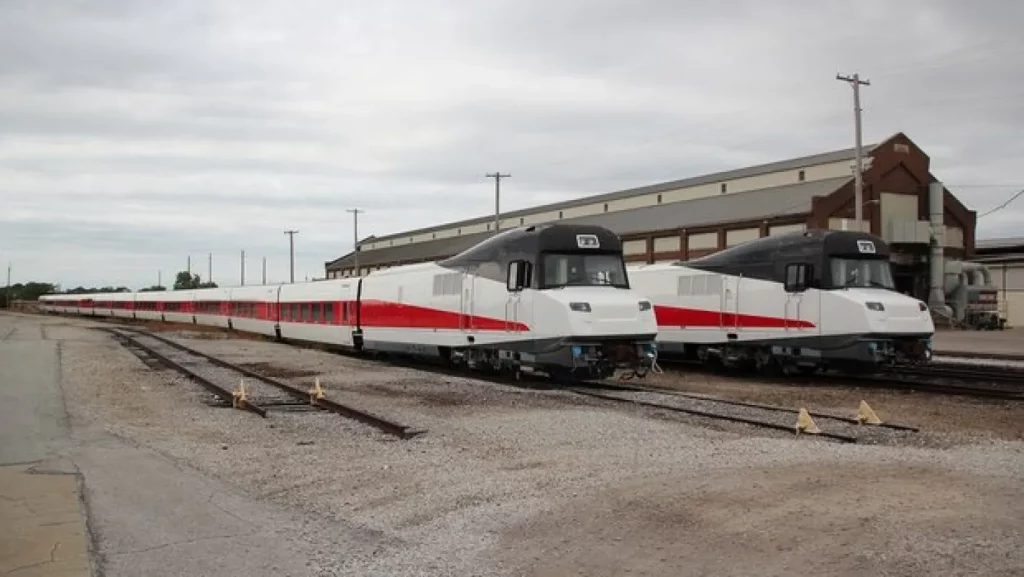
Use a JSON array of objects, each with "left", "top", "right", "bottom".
[{"left": 0, "top": 271, "right": 218, "bottom": 308}]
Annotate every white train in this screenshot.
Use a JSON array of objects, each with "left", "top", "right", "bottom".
[
  {"left": 39, "top": 224, "right": 660, "bottom": 381},
  {"left": 627, "top": 229, "right": 935, "bottom": 374}
]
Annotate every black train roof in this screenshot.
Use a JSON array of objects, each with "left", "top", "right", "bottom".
[{"left": 681, "top": 228, "right": 892, "bottom": 268}]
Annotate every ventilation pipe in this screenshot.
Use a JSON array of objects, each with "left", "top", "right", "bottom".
[
  {"left": 961, "top": 261, "right": 993, "bottom": 287},
  {"left": 928, "top": 181, "right": 950, "bottom": 314}
]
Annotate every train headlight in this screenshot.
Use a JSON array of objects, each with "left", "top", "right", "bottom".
[
  {"left": 638, "top": 300, "right": 652, "bottom": 312},
  {"left": 569, "top": 302, "right": 592, "bottom": 312},
  {"left": 865, "top": 301, "right": 885, "bottom": 312}
]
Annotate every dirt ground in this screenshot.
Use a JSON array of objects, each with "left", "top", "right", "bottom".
[
  {"left": 15, "top": 312, "right": 1024, "bottom": 576},
  {"left": 490, "top": 462, "right": 1022, "bottom": 577}
]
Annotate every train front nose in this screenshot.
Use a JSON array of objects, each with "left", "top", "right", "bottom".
[{"left": 554, "top": 290, "right": 659, "bottom": 338}]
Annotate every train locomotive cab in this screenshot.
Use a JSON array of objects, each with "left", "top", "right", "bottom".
[
  {"left": 628, "top": 229, "right": 934, "bottom": 374},
  {"left": 428, "top": 223, "right": 660, "bottom": 380},
  {"left": 808, "top": 230, "right": 935, "bottom": 368}
]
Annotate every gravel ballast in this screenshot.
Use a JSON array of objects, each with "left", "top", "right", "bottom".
[{"left": 43, "top": 317, "right": 1024, "bottom": 576}]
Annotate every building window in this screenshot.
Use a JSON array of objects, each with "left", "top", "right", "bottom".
[
  {"left": 558, "top": 211, "right": 563, "bottom": 219},
  {"left": 486, "top": 223, "right": 490, "bottom": 230},
  {"left": 798, "top": 170, "right": 805, "bottom": 182},
  {"left": 603, "top": 203, "right": 609, "bottom": 212},
  {"left": 657, "top": 194, "right": 662, "bottom": 204},
  {"left": 720, "top": 183, "right": 727, "bottom": 194}
]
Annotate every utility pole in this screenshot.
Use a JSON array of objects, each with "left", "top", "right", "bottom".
[
  {"left": 187, "top": 255, "right": 191, "bottom": 276},
  {"left": 283, "top": 230, "right": 299, "bottom": 283},
  {"left": 262, "top": 257, "right": 267, "bottom": 285},
  {"left": 346, "top": 209, "right": 363, "bottom": 276},
  {"left": 240, "top": 250, "right": 245, "bottom": 286},
  {"left": 5, "top": 263, "right": 10, "bottom": 309},
  {"left": 158, "top": 270, "right": 161, "bottom": 288},
  {"left": 485, "top": 172, "right": 510, "bottom": 234},
  {"left": 208, "top": 253, "right": 212, "bottom": 284},
  {"left": 836, "top": 72, "right": 870, "bottom": 230}
]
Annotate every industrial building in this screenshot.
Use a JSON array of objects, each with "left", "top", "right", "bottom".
[
  {"left": 325, "top": 132, "right": 980, "bottom": 308},
  {"left": 972, "top": 236, "right": 1023, "bottom": 328}
]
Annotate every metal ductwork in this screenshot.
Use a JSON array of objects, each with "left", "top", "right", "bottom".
[{"left": 927, "top": 181, "right": 951, "bottom": 315}]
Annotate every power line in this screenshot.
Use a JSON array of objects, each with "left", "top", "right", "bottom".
[
  {"left": 978, "top": 188, "right": 1024, "bottom": 218},
  {"left": 836, "top": 72, "right": 870, "bottom": 229}
]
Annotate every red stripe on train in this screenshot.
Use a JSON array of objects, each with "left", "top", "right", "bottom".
[
  {"left": 654, "top": 304, "right": 816, "bottom": 329},
  {"left": 359, "top": 300, "right": 530, "bottom": 332}
]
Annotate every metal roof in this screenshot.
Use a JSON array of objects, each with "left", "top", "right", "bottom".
[
  {"left": 362, "top": 143, "right": 874, "bottom": 243},
  {"left": 326, "top": 176, "right": 851, "bottom": 270},
  {"left": 976, "top": 236, "right": 1024, "bottom": 251}
]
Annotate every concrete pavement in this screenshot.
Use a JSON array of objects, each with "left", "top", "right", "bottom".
[
  {"left": 1, "top": 316, "right": 92, "bottom": 577},
  {"left": 0, "top": 313, "right": 370, "bottom": 576}
]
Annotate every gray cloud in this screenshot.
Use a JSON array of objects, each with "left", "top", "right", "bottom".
[{"left": 1, "top": 0, "right": 1021, "bottom": 289}]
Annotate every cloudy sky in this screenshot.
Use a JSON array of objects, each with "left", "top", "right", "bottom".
[{"left": 1, "top": 0, "right": 1021, "bottom": 289}]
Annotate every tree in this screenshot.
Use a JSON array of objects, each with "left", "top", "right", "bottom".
[
  {"left": 173, "top": 271, "right": 217, "bottom": 290},
  {"left": 0, "top": 282, "right": 58, "bottom": 308}
]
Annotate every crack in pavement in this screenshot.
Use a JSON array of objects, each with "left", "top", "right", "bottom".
[{"left": 104, "top": 529, "right": 262, "bottom": 558}]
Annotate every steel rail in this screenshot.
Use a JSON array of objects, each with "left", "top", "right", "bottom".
[
  {"left": 101, "top": 328, "right": 268, "bottom": 418},
  {"left": 592, "top": 381, "right": 920, "bottom": 432},
  {"left": 565, "top": 387, "right": 860, "bottom": 444},
  {"left": 656, "top": 355, "right": 1024, "bottom": 401},
  {"left": 119, "top": 328, "right": 425, "bottom": 440},
  {"left": 934, "top": 350, "right": 1024, "bottom": 362}
]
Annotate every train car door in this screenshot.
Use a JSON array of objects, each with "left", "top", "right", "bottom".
[
  {"left": 504, "top": 260, "right": 534, "bottom": 333},
  {"left": 460, "top": 269, "right": 474, "bottom": 332},
  {"left": 783, "top": 263, "right": 820, "bottom": 333},
  {"left": 720, "top": 274, "right": 741, "bottom": 332}
]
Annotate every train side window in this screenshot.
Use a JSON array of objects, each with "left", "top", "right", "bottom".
[
  {"left": 324, "top": 303, "right": 334, "bottom": 323},
  {"left": 312, "top": 304, "right": 321, "bottom": 322},
  {"left": 507, "top": 260, "right": 531, "bottom": 292},
  {"left": 784, "top": 263, "right": 810, "bottom": 293}
]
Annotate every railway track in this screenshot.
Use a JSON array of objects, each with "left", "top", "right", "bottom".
[
  {"left": 933, "top": 349, "right": 1024, "bottom": 363},
  {"left": 78, "top": 318, "right": 1003, "bottom": 441},
  {"left": 563, "top": 382, "right": 918, "bottom": 444},
  {"left": 366, "top": 350, "right": 912, "bottom": 443},
  {"left": 100, "top": 327, "right": 425, "bottom": 439},
  {"left": 657, "top": 356, "right": 1024, "bottom": 401}
]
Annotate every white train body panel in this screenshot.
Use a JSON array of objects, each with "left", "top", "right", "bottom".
[
  {"left": 225, "top": 285, "right": 278, "bottom": 337},
  {"left": 192, "top": 287, "right": 232, "bottom": 328},
  {"left": 134, "top": 290, "right": 162, "bottom": 322},
  {"left": 278, "top": 279, "right": 358, "bottom": 347},
  {"left": 627, "top": 230, "right": 935, "bottom": 369}
]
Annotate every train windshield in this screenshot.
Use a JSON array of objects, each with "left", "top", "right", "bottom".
[
  {"left": 829, "top": 257, "right": 896, "bottom": 290},
  {"left": 540, "top": 253, "right": 628, "bottom": 289}
]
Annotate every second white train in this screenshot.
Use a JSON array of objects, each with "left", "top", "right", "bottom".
[{"left": 627, "top": 229, "right": 935, "bottom": 374}]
